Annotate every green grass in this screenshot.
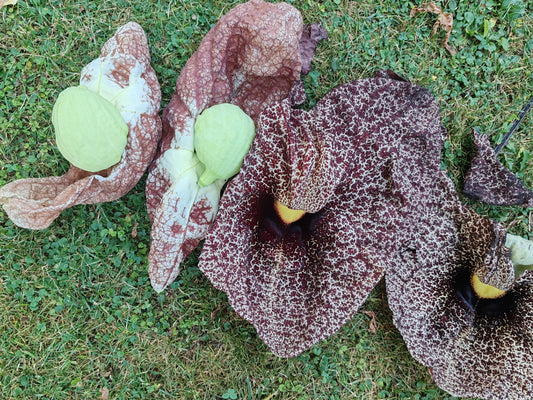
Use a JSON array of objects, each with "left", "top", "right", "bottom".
[{"left": 1, "top": 0, "right": 532, "bottom": 399}]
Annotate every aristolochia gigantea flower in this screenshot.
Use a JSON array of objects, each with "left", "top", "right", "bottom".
[
  {"left": 145, "top": 0, "right": 326, "bottom": 293},
  {"left": 199, "top": 71, "right": 446, "bottom": 357},
  {"left": 200, "top": 69, "right": 533, "bottom": 399},
  {"left": 386, "top": 126, "right": 533, "bottom": 399},
  {"left": 386, "top": 204, "right": 533, "bottom": 400}
]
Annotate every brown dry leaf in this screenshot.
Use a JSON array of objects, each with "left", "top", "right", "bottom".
[
  {"left": 361, "top": 311, "right": 377, "bottom": 334},
  {"left": 0, "top": 0, "right": 17, "bottom": 9},
  {"left": 99, "top": 387, "right": 110, "bottom": 400},
  {"left": 411, "top": 2, "right": 456, "bottom": 55},
  {"left": 131, "top": 221, "right": 139, "bottom": 239}
]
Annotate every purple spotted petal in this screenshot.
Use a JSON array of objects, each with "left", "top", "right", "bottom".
[
  {"left": 386, "top": 201, "right": 533, "bottom": 399},
  {"left": 200, "top": 69, "right": 533, "bottom": 396},
  {"left": 463, "top": 129, "right": 533, "bottom": 206},
  {"left": 199, "top": 73, "right": 445, "bottom": 357},
  {"left": 384, "top": 114, "right": 532, "bottom": 399}
]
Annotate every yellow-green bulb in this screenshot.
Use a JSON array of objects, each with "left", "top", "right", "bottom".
[
  {"left": 194, "top": 103, "right": 255, "bottom": 187},
  {"left": 52, "top": 85, "right": 128, "bottom": 172}
]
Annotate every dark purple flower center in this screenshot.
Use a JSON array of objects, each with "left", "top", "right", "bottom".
[{"left": 255, "top": 194, "right": 322, "bottom": 271}]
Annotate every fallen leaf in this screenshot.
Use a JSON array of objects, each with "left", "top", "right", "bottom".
[
  {"left": 411, "top": 2, "right": 456, "bottom": 55},
  {"left": 99, "top": 387, "right": 110, "bottom": 400},
  {"left": 131, "top": 221, "right": 139, "bottom": 238},
  {"left": 0, "top": 0, "right": 17, "bottom": 9},
  {"left": 101, "top": 370, "right": 112, "bottom": 378},
  {"left": 210, "top": 305, "right": 224, "bottom": 320},
  {"left": 361, "top": 311, "right": 377, "bottom": 334}
]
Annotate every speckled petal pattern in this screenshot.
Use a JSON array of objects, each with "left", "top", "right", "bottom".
[
  {"left": 200, "top": 70, "right": 533, "bottom": 396},
  {"left": 199, "top": 73, "right": 448, "bottom": 357},
  {"left": 0, "top": 22, "right": 161, "bottom": 229},
  {"left": 385, "top": 120, "right": 532, "bottom": 400},
  {"left": 463, "top": 129, "right": 533, "bottom": 206},
  {"left": 386, "top": 204, "right": 533, "bottom": 399},
  {"left": 145, "top": 0, "right": 325, "bottom": 292}
]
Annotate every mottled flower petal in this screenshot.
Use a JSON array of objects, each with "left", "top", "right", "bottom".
[
  {"left": 380, "top": 102, "right": 533, "bottom": 398},
  {"left": 199, "top": 73, "right": 446, "bottom": 357},
  {"left": 386, "top": 204, "right": 533, "bottom": 399},
  {"left": 385, "top": 127, "right": 532, "bottom": 399},
  {"left": 299, "top": 23, "right": 328, "bottom": 75},
  {"left": 145, "top": 0, "right": 325, "bottom": 292},
  {"left": 0, "top": 22, "right": 161, "bottom": 229},
  {"left": 463, "top": 129, "right": 533, "bottom": 206}
]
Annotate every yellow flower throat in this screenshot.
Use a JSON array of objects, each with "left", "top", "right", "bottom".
[
  {"left": 274, "top": 200, "right": 306, "bottom": 224},
  {"left": 471, "top": 274, "right": 506, "bottom": 299}
]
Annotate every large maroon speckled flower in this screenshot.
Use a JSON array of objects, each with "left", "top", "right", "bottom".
[
  {"left": 199, "top": 71, "right": 446, "bottom": 357},
  {"left": 384, "top": 126, "right": 533, "bottom": 400},
  {"left": 385, "top": 197, "right": 533, "bottom": 400}
]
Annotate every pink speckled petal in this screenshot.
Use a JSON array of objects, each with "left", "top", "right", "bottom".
[
  {"left": 0, "top": 22, "right": 161, "bottom": 229},
  {"left": 145, "top": 0, "right": 325, "bottom": 292}
]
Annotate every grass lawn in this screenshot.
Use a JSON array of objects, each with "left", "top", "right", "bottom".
[{"left": 1, "top": 0, "right": 532, "bottom": 399}]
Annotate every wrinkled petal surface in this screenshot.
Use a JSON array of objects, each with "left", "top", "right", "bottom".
[
  {"left": 385, "top": 121, "right": 532, "bottom": 399},
  {"left": 199, "top": 73, "right": 446, "bottom": 357},
  {"left": 463, "top": 129, "right": 533, "bottom": 206},
  {"left": 0, "top": 22, "right": 161, "bottom": 229},
  {"left": 386, "top": 203, "right": 533, "bottom": 399},
  {"left": 145, "top": 0, "right": 324, "bottom": 292}
]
